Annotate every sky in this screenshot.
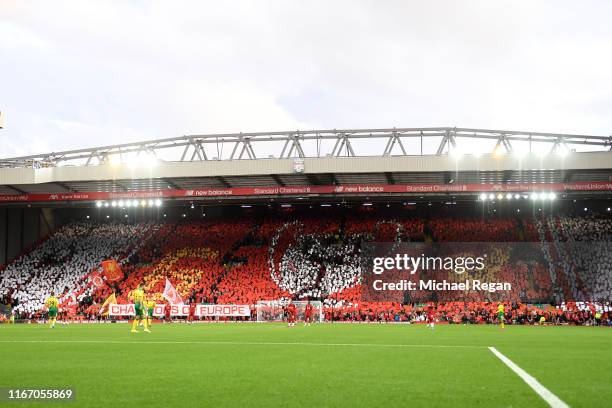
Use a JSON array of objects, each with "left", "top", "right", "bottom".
[{"left": 1, "top": 1, "right": 611, "bottom": 159}]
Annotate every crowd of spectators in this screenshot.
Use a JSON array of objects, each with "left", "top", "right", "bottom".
[
  {"left": 0, "top": 212, "right": 610, "bottom": 326},
  {"left": 535, "top": 215, "right": 612, "bottom": 304},
  {"left": 0, "top": 222, "right": 154, "bottom": 317},
  {"left": 552, "top": 216, "right": 612, "bottom": 302},
  {"left": 323, "top": 301, "right": 610, "bottom": 326}
]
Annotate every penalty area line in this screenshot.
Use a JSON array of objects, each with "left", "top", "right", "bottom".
[
  {"left": 0, "top": 339, "right": 484, "bottom": 349},
  {"left": 488, "top": 347, "right": 569, "bottom": 408}
]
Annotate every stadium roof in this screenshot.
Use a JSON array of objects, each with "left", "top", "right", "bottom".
[
  {"left": 1, "top": 127, "right": 611, "bottom": 168},
  {"left": 0, "top": 127, "right": 611, "bottom": 204}
]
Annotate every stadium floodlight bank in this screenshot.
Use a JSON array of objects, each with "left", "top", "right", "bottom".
[{"left": 256, "top": 300, "right": 323, "bottom": 323}]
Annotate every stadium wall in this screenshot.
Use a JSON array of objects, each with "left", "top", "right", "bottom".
[{"left": 0, "top": 207, "right": 55, "bottom": 265}]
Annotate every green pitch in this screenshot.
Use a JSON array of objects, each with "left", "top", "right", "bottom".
[{"left": 0, "top": 323, "right": 610, "bottom": 408}]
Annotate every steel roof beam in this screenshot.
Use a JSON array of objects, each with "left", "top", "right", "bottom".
[{"left": 0, "top": 127, "right": 610, "bottom": 167}]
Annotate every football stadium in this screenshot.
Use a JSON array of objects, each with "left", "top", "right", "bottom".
[
  {"left": 0, "top": 127, "right": 611, "bottom": 408},
  {"left": 2, "top": 2, "right": 612, "bottom": 408}
]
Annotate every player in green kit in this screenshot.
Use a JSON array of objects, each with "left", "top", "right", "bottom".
[
  {"left": 497, "top": 303, "right": 505, "bottom": 329},
  {"left": 45, "top": 291, "right": 59, "bottom": 328},
  {"left": 145, "top": 296, "right": 155, "bottom": 328},
  {"left": 130, "top": 285, "right": 150, "bottom": 333}
]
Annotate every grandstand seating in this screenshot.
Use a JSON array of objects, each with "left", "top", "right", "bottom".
[{"left": 0, "top": 212, "right": 610, "bottom": 325}]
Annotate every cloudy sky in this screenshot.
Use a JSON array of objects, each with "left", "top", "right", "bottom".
[{"left": 1, "top": 1, "right": 611, "bottom": 158}]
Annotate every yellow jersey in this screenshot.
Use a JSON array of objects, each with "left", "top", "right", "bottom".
[
  {"left": 45, "top": 296, "right": 59, "bottom": 309},
  {"left": 144, "top": 300, "right": 155, "bottom": 309},
  {"left": 131, "top": 288, "right": 145, "bottom": 304},
  {"left": 497, "top": 304, "right": 505, "bottom": 314}
]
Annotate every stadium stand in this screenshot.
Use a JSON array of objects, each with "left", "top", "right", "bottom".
[
  {"left": 0, "top": 211, "right": 610, "bottom": 325},
  {"left": 0, "top": 222, "right": 155, "bottom": 316}
]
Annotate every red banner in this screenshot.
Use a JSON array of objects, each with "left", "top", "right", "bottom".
[
  {"left": 0, "top": 182, "right": 611, "bottom": 203},
  {"left": 101, "top": 260, "right": 123, "bottom": 283}
]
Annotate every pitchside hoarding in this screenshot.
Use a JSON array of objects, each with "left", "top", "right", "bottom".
[
  {"left": 108, "top": 304, "right": 250, "bottom": 317},
  {"left": 195, "top": 304, "right": 250, "bottom": 317},
  {"left": 1, "top": 182, "right": 612, "bottom": 202},
  {"left": 108, "top": 304, "right": 166, "bottom": 317}
]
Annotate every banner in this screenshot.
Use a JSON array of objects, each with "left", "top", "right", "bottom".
[
  {"left": 167, "top": 304, "right": 190, "bottom": 316},
  {"left": 195, "top": 304, "right": 251, "bottom": 317},
  {"left": 89, "top": 272, "right": 104, "bottom": 288},
  {"left": 108, "top": 303, "right": 135, "bottom": 316},
  {"left": 0, "top": 182, "right": 611, "bottom": 203},
  {"left": 106, "top": 304, "right": 250, "bottom": 317},
  {"left": 162, "top": 278, "right": 184, "bottom": 305},
  {"left": 99, "top": 293, "right": 117, "bottom": 316},
  {"left": 101, "top": 260, "right": 123, "bottom": 283},
  {"left": 108, "top": 304, "right": 166, "bottom": 317},
  {"left": 153, "top": 305, "right": 166, "bottom": 317}
]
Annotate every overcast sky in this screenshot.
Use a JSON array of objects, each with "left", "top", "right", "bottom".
[{"left": 1, "top": 1, "right": 611, "bottom": 158}]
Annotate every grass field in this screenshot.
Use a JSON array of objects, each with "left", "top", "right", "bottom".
[{"left": 0, "top": 323, "right": 610, "bottom": 408}]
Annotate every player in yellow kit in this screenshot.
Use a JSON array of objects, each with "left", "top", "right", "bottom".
[
  {"left": 144, "top": 296, "right": 156, "bottom": 328},
  {"left": 497, "top": 303, "right": 505, "bottom": 329},
  {"left": 130, "top": 285, "right": 150, "bottom": 333},
  {"left": 45, "top": 292, "right": 59, "bottom": 328}
]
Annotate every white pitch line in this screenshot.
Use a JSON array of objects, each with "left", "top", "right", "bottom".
[
  {"left": 488, "top": 347, "right": 569, "bottom": 408},
  {"left": 0, "top": 339, "right": 484, "bottom": 349}
]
